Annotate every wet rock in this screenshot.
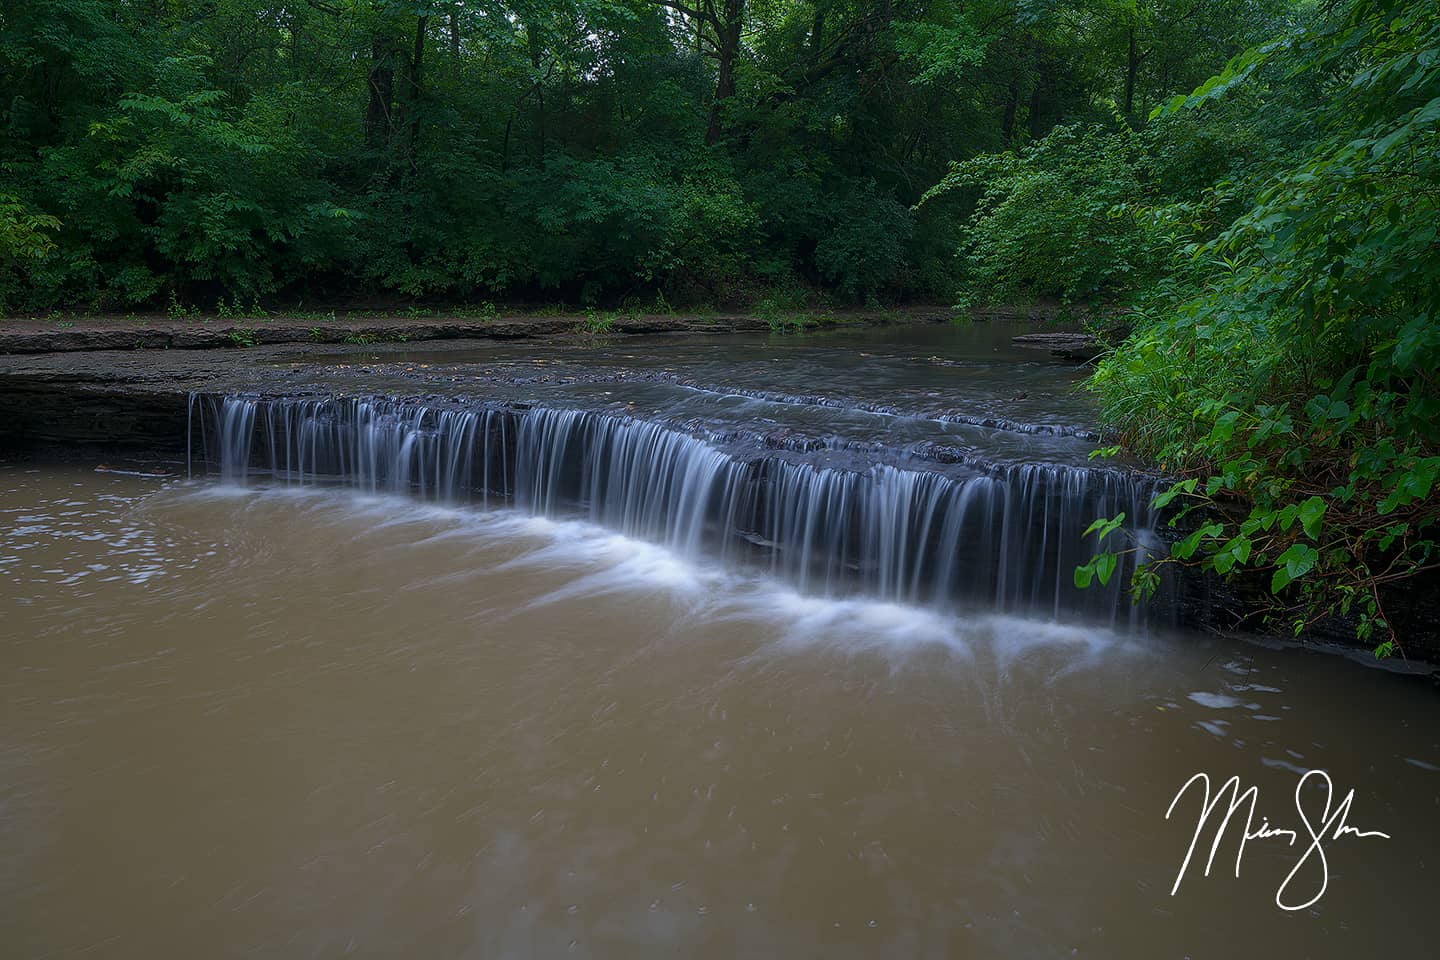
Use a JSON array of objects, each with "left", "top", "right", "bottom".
[
  {"left": 1011, "top": 332, "right": 1104, "bottom": 363},
  {"left": 0, "top": 307, "right": 952, "bottom": 356}
]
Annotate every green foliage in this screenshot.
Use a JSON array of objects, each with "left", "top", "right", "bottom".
[
  {"left": 753, "top": 280, "right": 835, "bottom": 332},
  {"left": 215, "top": 296, "right": 266, "bottom": 321},
  {"left": 580, "top": 309, "right": 615, "bottom": 335},
  {"left": 166, "top": 293, "right": 200, "bottom": 321},
  {"left": 764, "top": 312, "right": 808, "bottom": 333},
  {"left": 467, "top": 301, "right": 499, "bottom": 322},
  {"left": 0, "top": 194, "right": 60, "bottom": 262},
  {"left": 923, "top": 124, "right": 1164, "bottom": 305},
  {"left": 893, "top": 11, "right": 986, "bottom": 88},
  {"left": 1086, "top": 0, "right": 1440, "bottom": 655},
  {"left": 0, "top": 0, "right": 1268, "bottom": 313},
  {"left": 0, "top": 195, "right": 61, "bottom": 313},
  {"left": 814, "top": 188, "right": 915, "bottom": 301},
  {"left": 1074, "top": 512, "right": 1129, "bottom": 588}
]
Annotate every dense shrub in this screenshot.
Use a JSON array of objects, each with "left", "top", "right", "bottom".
[
  {"left": 1086, "top": 0, "right": 1440, "bottom": 655},
  {"left": 921, "top": 124, "right": 1163, "bottom": 306}
]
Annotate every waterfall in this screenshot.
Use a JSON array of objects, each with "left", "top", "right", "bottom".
[{"left": 194, "top": 395, "right": 1163, "bottom": 625}]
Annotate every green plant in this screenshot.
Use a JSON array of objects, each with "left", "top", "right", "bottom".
[
  {"left": 580, "top": 309, "right": 615, "bottom": 335},
  {"left": 754, "top": 280, "right": 816, "bottom": 333},
  {"left": 227, "top": 327, "right": 258, "bottom": 348},
  {"left": 1082, "top": 0, "right": 1440, "bottom": 656},
  {"left": 218, "top": 295, "right": 266, "bottom": 320},
  {"left": 920, "top": 123, "right": 1163, "bottom": 307},
  {"left": 0, "top": 0, "right": 1275, "bottom": 314},
  {"left": 0, "top": 194, "right": 59, "bottom": 261},
  {"left": 765, "top": 312, "right": 816, "bottom": 333},
  {"left": 166, "top": 292, "right": 199, "bottom": 320}
]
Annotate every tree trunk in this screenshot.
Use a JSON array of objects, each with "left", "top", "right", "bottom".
[
  {"left": 409, "top": 15, "right": 428, "bottom": 158},
  {"left": 1028, "top": 59, "right": 1051, "bottom": 141},
  {"left": 449, "top": 9, "right": 460, "bottom": 57},
  {"left": 705, "top": 0, "right": 744, "bottom": 145},
  {"left": 1124, "top": 25, "right": 1138, "bottom": 121},
  {"left": 527, "top": 24, "right": 546, "bottom": 161},
  {"left": 1001, "top": 79, "right": 1019, "bottom": 144},
  {"left": 365, "top": 38, "right": 396, "bottom": 150}
]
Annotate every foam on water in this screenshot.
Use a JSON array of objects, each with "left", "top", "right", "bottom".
[
  {"left": 176, "top": 482, "right": 1129, "bottom": 668},
  {"left": 192, "top": 394, "right": 1167, "bottom": 628}
]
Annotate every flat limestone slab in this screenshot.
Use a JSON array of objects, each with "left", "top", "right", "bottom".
[{"left": 1011, "top": 331, "right": 1102, "bottom": 362}]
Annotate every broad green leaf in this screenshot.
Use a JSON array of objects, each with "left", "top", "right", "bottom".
[
  {"left": 1297, "top": 496, "right": 1326, "bottom": 539},
  {"left": 1095, "top": 552, "right": 1118, "bottom": 587}
]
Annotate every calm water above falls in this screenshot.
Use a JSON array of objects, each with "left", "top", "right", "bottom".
[
  {"left": 3, "top": 324, "right": 1437, "bottom": 958},
  {"left": 270, "top": 322, "right": 1108, "bottom": 459}
]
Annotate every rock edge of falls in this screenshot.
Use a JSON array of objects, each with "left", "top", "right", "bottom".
[{"left": 193, "top": 393, "right": 1168, "bottom": 628}]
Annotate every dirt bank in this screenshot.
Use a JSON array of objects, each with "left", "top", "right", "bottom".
[{"left": 0, "top": 305, "right": 986, "bottom": 355}]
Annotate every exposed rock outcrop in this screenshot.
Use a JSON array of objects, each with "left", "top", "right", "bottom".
[{"left": 1011, "top": 332, "right": 1104, "bottom": 363}]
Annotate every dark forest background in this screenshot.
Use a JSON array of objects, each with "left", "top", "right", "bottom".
[{"left": 1, "top": 0, "right": 1282, "bottom": 310}]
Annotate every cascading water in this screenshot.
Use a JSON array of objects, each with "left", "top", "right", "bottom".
[{"left": 191, "top": 394, "right": 1164, "bottom": 625}]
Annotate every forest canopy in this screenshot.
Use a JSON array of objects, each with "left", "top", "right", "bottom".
[{"left": 1, "top": 0, "right": 1280, "bottom": 311}]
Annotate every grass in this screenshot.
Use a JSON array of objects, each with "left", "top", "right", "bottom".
[
  {"left": 762, "top": 310, "right": 843, "bottom": 334},
  {"left": 5, "top": 296, "right": 932, "bottom": 334},
  {"left": 579, "top": 309, "right": 617, "bottom": 335}
]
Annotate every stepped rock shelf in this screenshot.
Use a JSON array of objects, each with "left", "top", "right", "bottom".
[{"left": 0, "top": 319, "right": 1427, "bottom": 659}]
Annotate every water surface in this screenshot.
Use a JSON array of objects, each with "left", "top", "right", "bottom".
[
  {"left": 272, "top": 322, "right": 1105, "bottom": 466},
  {"left": 1, "top": 466, "right": 1435, "bottom": 958}
]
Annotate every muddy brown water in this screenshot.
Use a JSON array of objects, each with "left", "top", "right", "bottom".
[{"left": 1, "top": 465, "right": 1435, "bottom": 958}]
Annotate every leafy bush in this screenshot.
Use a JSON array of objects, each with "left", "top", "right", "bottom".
[
  {"left": 814, "top": 187, "right": 915, "bottom": 301},
  {"left": 921, "top": 124, "right": 1164, "bottom": 306},
  {"left": 1088, "top": 0, "right": 1440, "bottom": 655},
  {"left": 0, "top": 195, "right": 61, "bottom": 313}
]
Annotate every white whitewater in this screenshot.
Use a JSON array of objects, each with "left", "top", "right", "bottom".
[{"left": 197, "top": 395, "right": 1163, "bottom": 626}]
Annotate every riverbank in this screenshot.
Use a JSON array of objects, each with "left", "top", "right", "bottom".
[
  {"left": 0, "top": 305, "right": 962, "bottom": 355},
  {"left": 0, "top": 302, "right": 1095, "bottom": 355}
]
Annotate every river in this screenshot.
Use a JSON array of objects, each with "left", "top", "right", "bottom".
[{"left": 1, "top": 322, "right": 1435, "bottom": 957}]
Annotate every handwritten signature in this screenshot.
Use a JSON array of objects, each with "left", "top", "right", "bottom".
[{"left": 1165, "top": 769, "right": 1390, "bottom": 910}]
